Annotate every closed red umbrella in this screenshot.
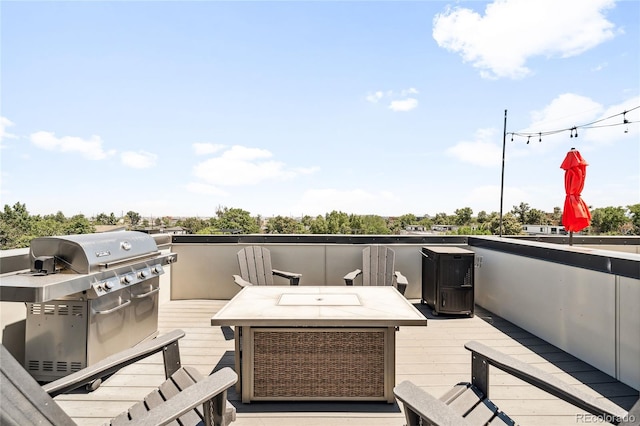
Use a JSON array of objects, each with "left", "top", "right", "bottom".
[{"left": 560, "top": 148, "right": 591, "bottom": 240}]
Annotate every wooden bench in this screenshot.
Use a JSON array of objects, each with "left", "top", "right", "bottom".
[
  {"left": 2, "top": 329, "right": 238, "bottom": 426},
  {"left": 394, "top": 340, "right": 635, "bottom": 425}
]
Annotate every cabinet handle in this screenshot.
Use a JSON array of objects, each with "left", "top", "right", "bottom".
[
  {"left": 94, "top": 299, "right": 131, "bottom": 315},
  {"left": 132, "top": 287, "right": 159, "bottom": 299}
]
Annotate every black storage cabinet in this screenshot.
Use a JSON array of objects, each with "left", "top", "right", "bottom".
[{"left": 421, "top": 246, "right": 475, "bottom": 317}]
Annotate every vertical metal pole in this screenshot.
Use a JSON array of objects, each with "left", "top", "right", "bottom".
[{"left": 499, "top": 110, "right": 508, "bottom": 237}]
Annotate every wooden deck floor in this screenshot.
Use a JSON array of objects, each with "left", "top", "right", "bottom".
[{"left": 54, "top": 299, "right": 638, "bottom": 426}]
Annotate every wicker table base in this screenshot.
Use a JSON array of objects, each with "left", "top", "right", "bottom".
[{"left": 237, "top": 326, "right": 396, "bottom": 402}]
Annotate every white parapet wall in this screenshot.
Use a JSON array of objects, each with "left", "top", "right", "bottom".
[{"left": 471, "top": 239, "right": 640, "bottom": 391}]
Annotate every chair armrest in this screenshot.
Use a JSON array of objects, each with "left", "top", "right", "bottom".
[
  {"left": 233, "top": 274, "right": 253, "bottom": 287},
  {"left": 393, "top": 381, "right": 473, "bottom": 426},
  {"left": 464, "top": 341, "right": 628, "bottom": 421},
  {"left": 394, "top": 271, "right": 408, "bottom": 295},
  {"left": 343, "top": 269, "right": 362, "bottom": 286},
  {"left": 127, "top": 367, "right": 238, "bottom": 426},
  {"left": 271, "top": 269, "right": 302, "bottom": 286},
  {"left": 43, "top": 329, "right": 186, "bottom": 398}
]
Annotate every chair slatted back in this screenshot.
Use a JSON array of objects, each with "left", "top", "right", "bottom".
[
  {"left": 237, "top": 246, "right": 274, "bottom": 286},
  {"left": 1, "top": 344, "right": 76, "bottom": 426},
  {"left": 362, "top": 245, "right": 395, "bottom": 287}
]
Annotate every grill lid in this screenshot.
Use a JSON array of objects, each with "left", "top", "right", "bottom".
[{"left": 29, "top": 231, "right": 159, "bottom": 274}]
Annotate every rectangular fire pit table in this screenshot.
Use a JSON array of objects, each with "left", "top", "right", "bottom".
[{"left": 210, "top": 286, "right": 428, "bottom": 403}]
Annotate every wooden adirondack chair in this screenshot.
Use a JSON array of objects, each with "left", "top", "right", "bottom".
[
  {"left": 343, "top": 245, "right": 408, "bottom": 295},
  {"left": 233, "top": 246, "right": 302, "bottom": 287},
  {"left": 1, "top": 329, "right": 238, "bottom": 426},
  {"left": 394, "top": 340, "right": 635, "bottom": 426}
]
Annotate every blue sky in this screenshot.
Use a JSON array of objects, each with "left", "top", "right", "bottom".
[{"left": 1, "top": 0, "right": 638, "bottom": 219}]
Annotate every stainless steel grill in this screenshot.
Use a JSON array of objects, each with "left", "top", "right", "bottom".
[{"left": 0, "top": 231, "right": 177, "bottom": 381}]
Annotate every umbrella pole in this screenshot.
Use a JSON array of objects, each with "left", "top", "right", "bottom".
[{"left": 569, "top": 231, "right": 573, "bottom": 246}]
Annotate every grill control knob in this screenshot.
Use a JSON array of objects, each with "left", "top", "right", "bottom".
[
  {"left": 152, "top": 265, "right": 163, "bottom": 274},
  {"left": 138, "top": 270, "right": 148, "bottom": 279},
  {"left": 104, "top": 281, "right": 113, "bottom": 290},
  {"left": 121, "top": 274, "right": 133, "bottom": 284}
]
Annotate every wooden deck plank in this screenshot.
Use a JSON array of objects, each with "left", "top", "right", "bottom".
[{"left": 53, "top": 300, "right": 637, "bottom": 426}]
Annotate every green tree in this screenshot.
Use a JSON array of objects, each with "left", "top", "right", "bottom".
[
  {"left": 433, "top": 212, "right": 449, "bottom": 225},
  {"left": 0, "top": 202, "right": 33, "bottom": 249},
  {"left": 308, "top": 215, "right": 328, "bottom": 234},
  {"left": 349, "top": 214, "right": 364, "bottom": 234},
  {"left": 591, "top": 206, "right": 627, "bottom": 234},
  {"left": 489, "top": 213, "right": 522, "bottom": 235},
  {"left": 1, "top": 203, "right": 95, "bottom": 249},
  {"left": 126, "top": 211, "right": 141, "bottom": 226},
  {"left": 628, "top": 204, "right": 640, "bottom": 235},
  {"left": 63, "top": 214, "right": 95, "bottom": 235},
  {"left": 95, "top": 212, "right": 118, "bottom": 225},
  {"left": 527, "top": 208, "right": 549, "bottom": 225},
  {"left": 30, "top": 217, "right": 64, "bottom": 237},
  {"left": 449, "top": 226, "right": 491, "bottom": 236},
  {"left": 511, "top": 202, "right": 531, "bottom": 224},
  {"left": 476, "top": 211, "right": 489, "bottom": 224},
  {"left": 418, "top": 216, "right": 434, "bottom": 230},
  {"left": 176, "top": 217, "right": 210, "bottom": 233},
  {"left": 454, "top": 207, "right": 473, "bottom": 226},
  {"left": 397, "top": 214, "right": 417, "bottom": 229},
  {"left": 325, "top": 210, "right": 351, "bottom": 234},
  {"left": 212, "top": 207, "right": 260, "bottom": 234},
  {"left": 359, "top": 215, "right": 390, "bottom": 235},
  {"left": 266, "top": 216, "right": 305, "bottom": 234},
  {"left": 550, "top": 207, "right": 563, "bottom": 225}
]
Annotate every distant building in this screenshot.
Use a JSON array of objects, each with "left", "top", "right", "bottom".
[
  {"left": 431, "top": 225, "right": 458, "bottom": 233},
  {"left": 522, "top": 225, "right": 567, "bottom": 235}
]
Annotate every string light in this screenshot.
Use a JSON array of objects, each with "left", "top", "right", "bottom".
[
  {"left": 624, "top": 111, "right": 629, "bottom": 133},
  {"left": 507, "top": 105, "right": 639, "bottom": 143}
]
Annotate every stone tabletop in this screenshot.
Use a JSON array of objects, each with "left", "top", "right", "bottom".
[{"left": 210, "top": 286, "right": 428, "bottom": 327}]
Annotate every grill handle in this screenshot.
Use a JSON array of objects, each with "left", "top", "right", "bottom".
[
  {"left": 98, "top": 251, "right": 161, "bottom": 269},
  {"left": 131, "top": 287, "right": 160, "bottom": 299},
  {"left": 94, "top": 298, "right": 131, "bottom": 315}
]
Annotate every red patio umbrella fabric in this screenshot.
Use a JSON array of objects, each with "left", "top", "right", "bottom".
[{"left": 560, "top": 149, "right": 591, "bottom": 232}]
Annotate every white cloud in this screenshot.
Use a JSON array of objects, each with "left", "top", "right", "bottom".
[
  {"left": 293, "top": 188, "right": 397, "bottom": 216},
  {"left": 185, "top": 182, "right": 228, "bottom": 196},
  {"left": 0, "top": 117, "right": 18, "bottom": 145},
  {"left": 193, "top": 142, "right": 226, "bottom": 156},
  {"left": 401, "top": 88, "right": 419, "bottom": 96},
  {"left": 519, "top": 93, "right": 604, "bottom": 150},
  {"left": 120, "top": 150, "right": 158, "bottom": 169},
  {"left": 192, "top": 145, "right": 317, "bottom": 186},
  {"left": 591, "top": 62, "right": 608, "bottom": 72},
  {"left": 433, "top": 0, "right": 617, "bottom": 79},
  {"left": 583, "top": 95, "right": 640, "bottom": 145},
  {"left": 30, "top": 131, "right": 116, "bottom": 160},
  {"left": 365, "top": 91, "right": 384, "bottom": 103},
  {"left": 389, "top": 98, "right": 418, "bottom": 112},
  {"left": 366, "top": 88, "right": 420, "bottom": 111},
  {"left": 446, "top": 128, "right": 503, "bottom": 166},
  {"left": 529, "top": 93, "right": 603, "bottom": 129},
  {"left": 293, "top": 166, "right": 321, "bottom": 175}
]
